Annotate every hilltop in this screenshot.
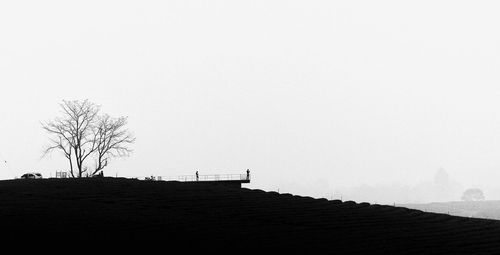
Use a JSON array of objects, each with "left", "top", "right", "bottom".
[{"left": 1, "top": 178, "right": 500, "bottom": 253}]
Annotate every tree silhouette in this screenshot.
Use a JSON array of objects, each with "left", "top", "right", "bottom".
[
  {"left": 42, "top": 100, "right": 135, "bottom": 177},
  {"left": 91, "top": 114, "right": 135, "bottom": 177},
  {"left": 461, "top": 188, "right": 485, "bottom": 202}
]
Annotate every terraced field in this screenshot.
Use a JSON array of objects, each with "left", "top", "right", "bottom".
[
  {"left": 402, "top": 201, "right": 500, "bottom": 221},
  {"left": 1, "top": 178, "right": 500, "bottom": 253}
]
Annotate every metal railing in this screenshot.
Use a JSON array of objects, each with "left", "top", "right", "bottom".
[
  {"left": 162, "top": 174, "right": 250, "bottom": 182},
  {"left": 50, "top": 171, "right": 251, "bottom": 183},
  {"left": 55, "top": 171, "right": 69, "bottom": 178}
]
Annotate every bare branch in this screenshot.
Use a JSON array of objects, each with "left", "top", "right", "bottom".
[
  {"left": 90, "top": 115, "right": 135, "bottom": 176},
  {"left": 42, "top": 100, "right": 134, "bottom": 178},
  {"left": 41, "top": 100, "right": 101, "bottom": 178}
]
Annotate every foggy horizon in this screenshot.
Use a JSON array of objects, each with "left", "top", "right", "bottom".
[{"left": 2, "top": 1, "right": 500, "bottom": 204}]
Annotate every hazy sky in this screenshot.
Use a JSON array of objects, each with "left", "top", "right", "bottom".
[{"left": 1, "top": 1, "right": 500, "bottom": 201}]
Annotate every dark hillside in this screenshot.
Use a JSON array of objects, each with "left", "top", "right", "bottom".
[{"left": 1, "top": 178, "right": 500, "bottom": 253}]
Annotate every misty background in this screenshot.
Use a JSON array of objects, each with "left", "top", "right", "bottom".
[{"left": 1, "top": 1, "right": 500, "bottom": 204}]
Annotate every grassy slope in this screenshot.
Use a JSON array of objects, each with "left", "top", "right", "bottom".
[
  {"left": 402, "top": 201, "right": 500, "bottom": 220},
  {"left": 1, "top": 178, "right": 500, "bottom": 253}
]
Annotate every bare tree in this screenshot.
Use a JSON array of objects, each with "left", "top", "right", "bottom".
[
  {"left": 91, "top": 114, "right": 135, "bottom": 176},
  {"left": 42, "top": 100, "right": 135, "bottom": 177}
]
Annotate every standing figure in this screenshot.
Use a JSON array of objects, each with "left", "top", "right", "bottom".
[
  {"left": 196, "top": 171, "right": 199, "bottom": 181},
  {"left": 246, "top": 169, "right": 250, "bottom": 180}
]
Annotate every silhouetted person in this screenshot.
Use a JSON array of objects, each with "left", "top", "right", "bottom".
[
  {"left": 196, "top": 171, "right": 199, "bottom": 181},
  {"left": 246, "top": 169, "right": 250, "bottom": 180}
]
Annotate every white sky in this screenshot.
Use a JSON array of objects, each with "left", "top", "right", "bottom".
[{"left": 1, "top": 1, "right": 500, "bottom": 201}]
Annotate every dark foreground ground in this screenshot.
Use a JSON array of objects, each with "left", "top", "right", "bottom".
[{"left": 1, "top": 178, "right": 500, "bottom": 253}]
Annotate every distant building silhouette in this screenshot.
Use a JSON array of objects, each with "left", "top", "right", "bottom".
[{"left": 434, "top": 167, "right": 450, "bottom": 186}]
